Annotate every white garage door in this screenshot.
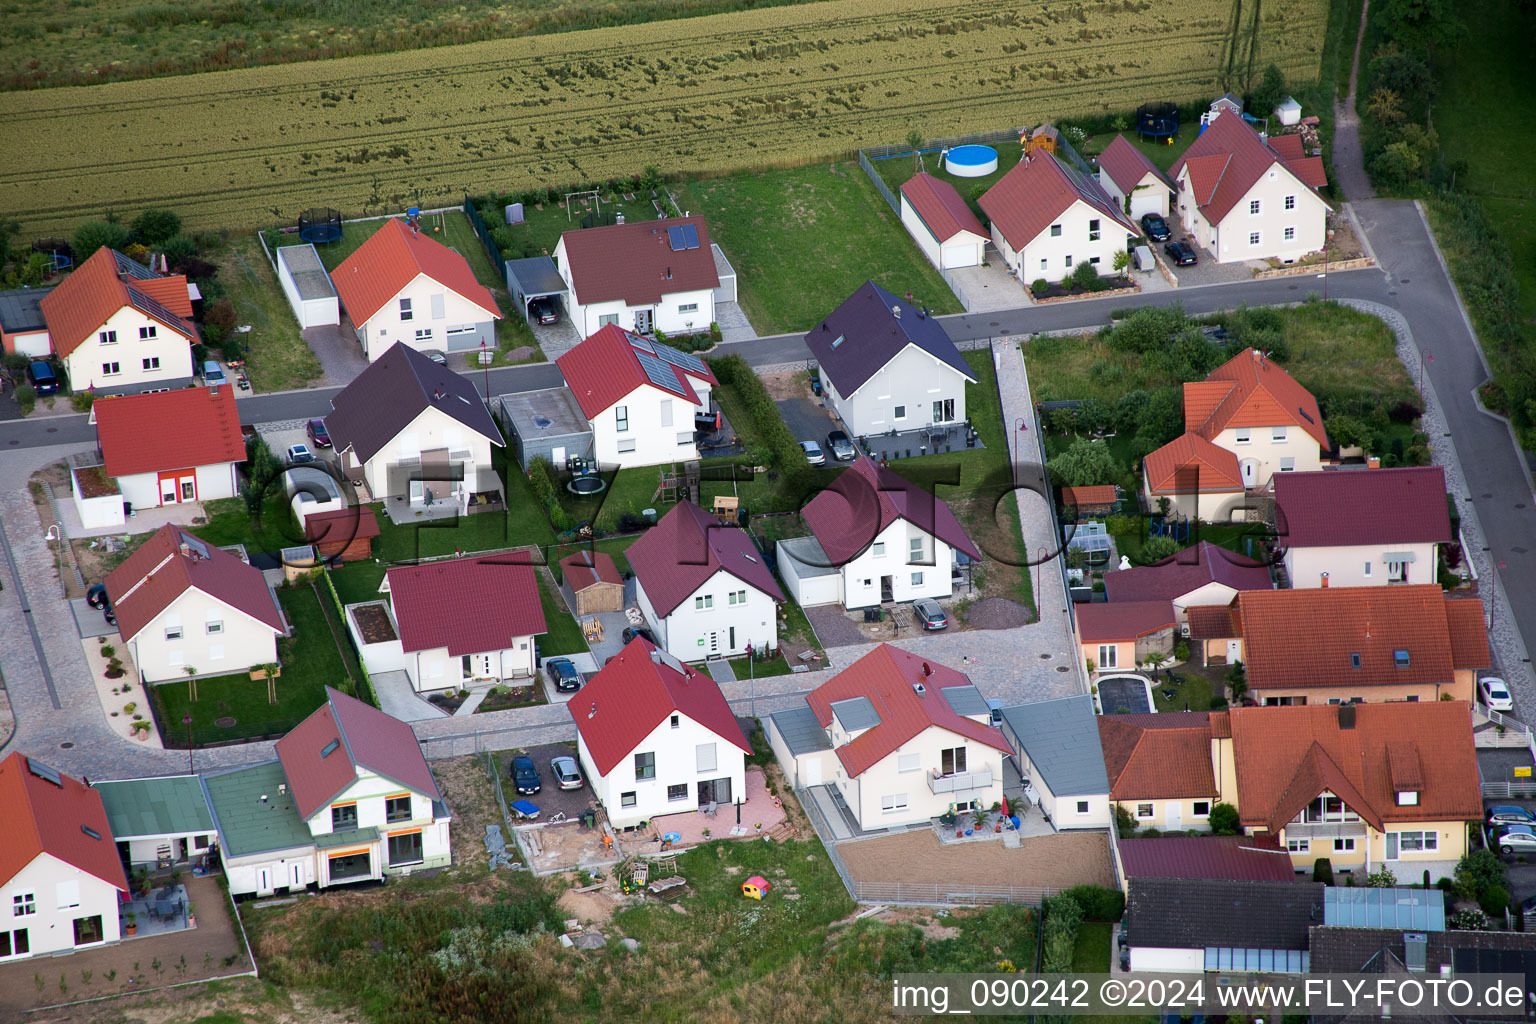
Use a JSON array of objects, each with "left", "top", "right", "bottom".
[{"left": 940, "top": 241, "right": 980, "bottom": 269}]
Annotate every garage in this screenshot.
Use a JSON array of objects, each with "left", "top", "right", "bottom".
[
  {"left": 275, "top": 243, "right": 340, "bottom": 328},
  {"left": 898, "top": 172, "right": 989, "bottom": 272},
  {"left": 776, "top": 536, "right": 842, "bottom": 608},
  {"left": 505, "top": 256, "right": 569, "bottom": 327}
]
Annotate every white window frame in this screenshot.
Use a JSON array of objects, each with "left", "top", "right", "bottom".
[
  {"left": 414, "top": 328, "right": 433, "bottom": 342},
  {"left": 659, "top": 399, "right": 672, "bottom": 428},
  {"left": 1192, "top": 801, "right": 1211, "bottom": 817},
  {"left": 1279, "top": 457, "right": 1296, "bottom": 472},
  {"left": 1287, "top": 838, "right": 1310, "bottom": 853},
  {"left": 1284, "top": 226, "right": 1296, "bottom": 241},
  {"left": 893, "top": 405, "right": 906, "bottom": 420},
  {"left": 727, "top": 590, "right": 747, "bottom": 606},
  {"left": 1075, "top": 800, "right": 1089, "bottom": 814},
  {"left": 1065, "top": 254, "right": 1073, "bottom": 269},
  {"left": 1136, "top": 803, "right": 1154, "bottom": 819},
  {"left": 871, "top": 542, "right": 885, "bottom": 558},
  {"left": 1050, "top": 224, "right": 1062, "bottom": 237},
  {"left": 1363, "top": 561, "right": 1372, "bottom": 578},
  {"left": 1098, "top": 644, "right": 1117, "bottom": 669},
  {"left": 165, "top": 625, "right": 183, "bottom": 640},
  {"left": 1397, "top": 790, "right": 1419, "bottom": 806},
  {"left": 1334, "top": 838, "right": 1356, "bottom": 852},
  {"left": 910, "top": 571, "right": 923, "bottom": 586},
  {"left": 206, "top": 620, "right": 223, "bottom": 635},
  {"left": 1234, "top": 428, "right": 1251, "bottom": 444},
  {"left": 614, "top": 405, "right": 628, "bottom": 432},
  {"left": 617, "top": 438, "right": 636, "bottom": 454},
  {"left": 678, "top": 302, "right": 699, "bottom": 314},
  {"left": 1272, "top": 426, "right": 1288, "bottom": 442},
  {"left": 1248, "top": 231, "right": 1261, "bottom": 247},
  {"left": 12, "top": 892, "right": 36, "bottom": 916},
  {"left": 667, "top": 784, "right": 688, "bottom": 802},
  {"left": 634, "top": 751, "right": 656, "bottom": 781},
  {"left": 695, "top": 595, "right": 713, "bottom": 610},
  {"left": 1088, "top": 218, "right": 1101, "bottom": 242},
  {"left": 598, "top": 313, "right": 619, "bottom": 328},
  {"left": 621, "top": 791, "right": 637, "bottom": 808},
  {"left": 909, "top": 536, "right": 924, "bottom": 562},
  {"left": 897, "top": 753, "right": 921, "bottom": 774},
  {"left": 1284, "top": 195, "right": 1296, "bottom": 211},
  {"left": 142, "top": 356, "right": 160, "bottom": 371},
  {"left": 881, "top": 794, "right": 909, "bottom": 813}
]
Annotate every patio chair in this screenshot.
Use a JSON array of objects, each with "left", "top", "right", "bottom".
[{"left": 702, "top": 801, "right": 718, "bottom": 818}]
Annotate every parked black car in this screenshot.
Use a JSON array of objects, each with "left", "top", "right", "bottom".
[
  {"left": 528, "top": 296, "right": 561, "bottom": 325},
  {"left": 511, "top": 755, "right": 541, "bottom": 795},
  {"left": 546, "top": 657, "right": 582, "bottom": 691},
  {"left": 622, "top": 625, "right": 659, "bottom": 646},
  {"left": 1163, "top": 240, "right": 1199, "bottom": 266},
  {"left": 1139, "top": 213, "right": 1171, "bottom": 242}
]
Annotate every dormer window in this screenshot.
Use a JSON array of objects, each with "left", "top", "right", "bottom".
[
  {"left": 1393, "top": 649, "right": 1410, "bottom": 668},
  {"left": 1350, "top": 653, "right": 1361, "bottom": 670},
  {"left": 1397, "top": 790, "right": 1419, "bottom": 806}
]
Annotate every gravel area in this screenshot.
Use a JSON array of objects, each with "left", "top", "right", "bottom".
[
  {"left": 838, "top": 829, "right": 1115, "bottom": 889},
  {"left": 963, "top": 597, "right": 1032, "bottom": 630},
  {"left": 806, "top": 605, "right": 867, "bottom": 648}
]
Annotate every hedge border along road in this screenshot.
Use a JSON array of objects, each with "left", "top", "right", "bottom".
[{"left": 0, "top": 0, "right": 1329, "bottom": 235}]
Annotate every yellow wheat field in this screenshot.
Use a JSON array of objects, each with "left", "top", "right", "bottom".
[{"left": 0, "top": 0, "right": 1329, "bottom": 233}]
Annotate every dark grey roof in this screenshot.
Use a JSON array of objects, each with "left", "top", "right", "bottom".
[
  {"left": 803, "top": 281, "right": 975, "bottom": 398},
  {"left": 998, "top": 695, "right": 1110, "bottom": 796},
  {"left": 777, "top": 536, "right": 839, "bottom": 578},
  {"left": 506, "top": 256, "right": 567, "bottom": 298},
  {"left": 1310, "top": 925, "right": 1536, "bottom": 977},
  {"left": 940, "top": 684, "right": 989, "bottom": 718},
  {"left": 1127, "top": 878, "right": 1323, "bottom": 950},
  {"left": 498, "top": 387, "right": 591, "bottom": 441},
  {"left": 326, "top": 342, "right": 502, "bottom": 464},
  {"left": 830, "top": 696, "right": 881, "bottom": 733},
  {"left": 769, "top": 705, "right": 833, "bottom": 756},
  {"left": 0, "top": 288, "right": 49, "bottom": 332},
  {"left": 1323, "top": 887, "right": 1445, "bottom": 930}
]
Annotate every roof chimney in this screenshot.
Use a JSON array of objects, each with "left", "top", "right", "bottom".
[
  {"left": 913, "top": 682, "right": 927, "bottom": 697},
  {"left": 587, "top": 702, "right": 596, "bottom": 719},
  {"left": 891, "top": 305, "right": 901, "bottom": 319},
  {"left": 1320, "top": 571, "right": 1329, "bottom": 588},
  {"left": 1338, "top": 704, "right": 1356, "bottom": 730},
  {"left": 179, "top": 541, "right": 190, "bottom": 558}
]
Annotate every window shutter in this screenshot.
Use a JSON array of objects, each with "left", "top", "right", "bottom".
[
  {"left": 430, "top": 294, "right": 446, "bottom": 320},
  {"left": 696, "top": 743, "right": 717, "bottom": 773}
]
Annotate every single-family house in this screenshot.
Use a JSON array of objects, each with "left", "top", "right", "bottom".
[
  {"left": 571, "top": 637, "right": 752, "bottom": 829},
  {"left": 559, "top": 549, "right": 625, "bottom": 615},
  {"left": 1274, "top": 467, "right": 1452, "bottom": 588},
  {"left": 1102, "top": 540, "right": 1273, "bottom": 628},
  {"left": 1114, "top": 834, "right": 1297, "bottom": 893},
  {"left": 1143, "top": 348, "right": 1329, "bottom": 508},
  {"left": 206, "top": 687, "right": 451, "bottom": 898},
  {"left": 303, "top": 506, "right": 382, "bottom": 563},
  {"left": 1076, "top": 600, "right": 1178, "bottom": 675},
  {"left": 1169, "top": 110, "right": 1331, "bottom": 264},
  {"left": 1310, "top": 920, "right": 1536, "bottom": 1011},
  {"left": 105, "top": 525, "right": 285, "bottom": 683},
  {"left": 899, "top": 172, "right": 990, "bottom": 270},
  {"left": 39, "top": 247, "right": 197, "bottom": 395},
  {"left": 325, "top": 341, "right": 503, "bottom": 509},
  {"left": 803, "top": 281, "right": 976, "bottom": 438},
  {"left": 555, "top": 324, "right": 717, "bottom": 468},
  {"left": 383, "top": 554, "right": 546, "bottom": 690},
  {"left": 0, "top": 286, "right": 52, "bottom": 358},
  {"left": 768, "top": 645, "right": 1010, "bottom": 830},
  {"left": 1100, "top": 712, "right": 1221, "bottom": 832},
  {"left": 778, "top": 456, "right": 981, "bottom": 610},
  {"left": 1230, "top": 585, "right": 1488, "bottom": 705},
  {"left": 95, "top": 775, "right": 219, "bottom": 871},
  {"left": 996, "top": 695, "right": 1112, "bottom": 830},
  {"left": 0, "top": 753, "right": 129, "bottom": 961},
  {"left": 330, "top": 218, "right": 500, "bottom": 361},
  {"left": 980, "top": 151, "right": 1140, "bottom": 285},
  {"left": 627, "top": 502, "right": 783, "bottom": 661},
  {"left": 1125, "top": 878, "right": 1322, "bottom": 973},
  {"left": 553, "top": 216, "right": 719, "bottom": 340},
  {"left": 1095, "top": 135, "right": 1175, "bottom": 220},
  {"left": 79, "top": 385, "right": 245, "bottom": 529}
]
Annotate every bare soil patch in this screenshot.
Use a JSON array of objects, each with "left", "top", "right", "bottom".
[
  {"left": 431, "top": 754, "right": 506, "bottom": 872},
  {"left": 838, "top": 830, "right": 1114, "bottom": 890},
  {"left": 760, "top": 369, "right": 811, "bottom": 400},
  {"left": 350, "top": 602, "right": 397, "bottom": 643},
  {"left": 558, "top": 885, "right": 617, "bottom": 927},
  {"left": 961, "top": 597, "right": 1032, "bottom": 630}
]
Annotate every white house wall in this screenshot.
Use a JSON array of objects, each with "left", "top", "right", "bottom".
[
  {"left": 651, "top": 569, "right": 777, "bottom": 661},
  {"left": 1016, "top": 747, "right": 1112, "bottom": 829},
  {"left": 348, "top": 404, "right": 498, "bottom": 503},
  {"left": 63, "top": 304, "right": 195, "bottom": 396},
  {"left": 402, "top": 637, "right": 535, "bottom": 691},
  {"left": 828, "top": 343, "right": 970, "bottom": 438},
  {"left": 1283, "top": 540, "right": 1439, "bottom": 589},
  {"left": 0, "top": 853, "right": 121, "bottom": 960},
  {"left": 775, "top": 545, "right": 842, "bottom": 608},
  {"left": 634, "top": 579, "right": 669, "bottom": 651},
  {"left": 305, "top": 768, "right": 451, "bottom": 876},
  {"left": 997, "top": 198, "right": 1138, "bottom": 285},
  {"left": 71, "top": 469, "right": 126, "bottom": 531},
  {"left": 839, "top": 519, "right": 956, "bottom": 610},
  {"left": 1209, "top": 170, "right": 1328, "bottom": 264},
  {"left": 224, "top": 846, "right": 317, "bottom": 898},
  {"left": 1212, "top": 426, "right": 1321, "bottom": 489},
  {"left": 901, "top": 194, "right": 988, "bottom": 270},
  {"left": 276, "top": 252, "right": 340, "bottom": 329},
  {"left": 588, "top": 382, "right": 709, "bottom": 469},
  {"left": 128, "top": 588, "right": 280, "bottom": 683},
  {"left": 356, "top": 273, "right": 497, "bottom": 360},
  {"left": 834, "top": 721, "right": 1004, "bottom": 830},
  {"left": 1099, "top": 170, "right": 1170, "bottom": 221},
  {"left": 900, "top": 195, "right": 944, "bottom": 268},
  {"left": 577, "top": 713, "right": 747, "bottom": 829}
]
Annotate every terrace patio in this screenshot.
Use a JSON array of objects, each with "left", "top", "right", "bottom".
[
  {"left": 648, "top": 767, "right": 784, "bottom": 847},
  {"left": 856, "top": 421, "right": 983, "bottom": 463}
]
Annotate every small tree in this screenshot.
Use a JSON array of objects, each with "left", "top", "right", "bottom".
[
  {"left": 72, "top": 220, "right": 132, "bottom": 261},
  {"left": 262, "top": 662, "right": 281, "bottom": 704},
  {"left": 1049, "top": 437, "right": 1118, "bottom": 487},
  {"left": 1112, "top": 250, "right": 1131, "bottom": 274},
  {"left": 184, "top": 665, "right": 199, "bottom": 703},
  {"left": 1113, "top": 804, "right": 1137, "bottom": 838},
  {"left": 1070, "top": 260, "right": 1100, "bottom": 291},
  {"left": 130, "top": 208, "right": 183, "bottom": 247},
  {"left": 1208, "top": 802, "right": 1241, "bottom": 835},
  {"left": 1226, "top": 660, "right": 1249, "bottom": 703},
  {"left": 1313, "top": 857, "right": 1335, "bottom": 885},
  {"left": 1247, "top": 63, "right": 1288, "bottom": 116},
  {"left": 1143, "top": 650, "right": 1169, "bottom": 673},
  {"left": 1140, "top": 535, "right": 1182, "bottom": 562},
  {"left": 905, "top": 128, "right": 925, "bottom": 169}
]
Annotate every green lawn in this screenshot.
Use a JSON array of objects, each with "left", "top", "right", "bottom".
[
  {"left": 680, "top": 162, "right": 960, "bottom": 335},
  {"left": 485, "top": 190, "right": 678, "bottom": 259},
  {"left": 1151, "top": 662, "right": 1224, "bottom": 714},
  {"left": 870, "top": 149, "right": 1014, "bottom": 223},
  {"left": 327, "top": 560, "right": 388, "bottom": 607},
  {"left": 1073, "top": 921, "right": 1114, "bottom": 973},
  {"left": 217, "top": 235, "right": 323, "bottom": 393},
  {"left": 374, "top": 444, "right": 556, "bottom": 560},
  {"left": 147, "top": 585, "right": 349, "bottom": 746},
  {"left": 191, "top": 496, "right": 301, "bottom": 553},
  {"left": 536, "top": 573, "right": 588, "bottom": 657}
]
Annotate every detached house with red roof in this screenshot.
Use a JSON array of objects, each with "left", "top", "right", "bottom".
[
  {"left": 766, "top": 645, "right": 1010, "bottom": 830},
  {"left": 0, "top": 753, "right": 129, "bottom": 960},
  {"left": 75, "top": 385, "right": 245, "bottom": 530},
  {"left": 1095, "top": 135, "right": 1175, "bottom": 220},
  {"left": 330, "top": 218, "right": 500, "bottom": 362},
  {"left": 571, "top": 637, "right": 751, "bottom": 828},
  {"left": 553, "top": 216, "right": 719, "bottom": 340},
  {"left": 979, "top": 151, "right": 1140, "bottom": 286},
  {"left": 105, "top": 525, "right": 285, "bottom": 683},
  {"left": 39, "top": 247, "right": 197, "bottom": 396},
  {"left": 1169, "top": 110, "right": 1331, "bottom": 264},
  {"left": 204, "top": 687, "right": 450, "bottom": 898},
  {"left": 627, "top": 502, "right": 783, "bottom": 661},
  {"left": 555, "top": 324, "right": 717, "bottom": 468},
  {"left": 899, "top": 172, "right": 989, "bottom": 270}
]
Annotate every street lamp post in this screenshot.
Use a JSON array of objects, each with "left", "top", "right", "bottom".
[
  {"left": 479, "top": 339, "right": 490, "bottom": 403},
  {"left": 44, "top": 525, "right": 60, "bottom": 593},
  {"left": 182, "top": 714, "right": 194, "bottom": 774}
]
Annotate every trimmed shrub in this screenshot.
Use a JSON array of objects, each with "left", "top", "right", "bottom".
[
  {"left": 1061, "top": 885, "right": 1125, "bottom": 922},
  {"left": 527, "top": 458, "right": 576, "bottom": 532},
  {"left": 1031, "top": 278, "right": 1050, "bottom": 296},
  {"left": 1313, "top": 857, "right": 1335, "bottom": 885},
  {"left": 1207, "top": 802, "right": 1241, "bottom": 835}
]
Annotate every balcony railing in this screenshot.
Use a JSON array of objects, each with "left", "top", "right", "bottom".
[
  {"left": 1283, "top": 820, "right": 1368, "bottom": 840},
  {"left": 928, "top": 769, "right": 994, "bottom": 794}
]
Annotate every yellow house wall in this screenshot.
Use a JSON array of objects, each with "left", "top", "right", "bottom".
[{"left": 1251, "top": 678, "right": 1472, "bottom": 705}]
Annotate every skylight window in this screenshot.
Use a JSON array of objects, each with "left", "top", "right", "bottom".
[
  {"left": 1393, "top": 650, "right": 1410, "bottom": 668},
  {"left": 81, "top": 825, "right": 101, "bottom": 840},
  {"left": 831, "top": 334, "right": 845, "bottom": 348},
  {"left": 321, "top": 739, "right": 340, "bottom": 758},
  {"left": 1349, "top": 653, "right": 1361, "bottom": 669}
]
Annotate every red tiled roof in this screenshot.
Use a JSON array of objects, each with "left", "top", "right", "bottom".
[
  {"left": 805, "top": 645, "right": 1010, "bottom": 778},
  {"left": 802, "top": 456, "right": 981, "bottom": 565},
  {"left": 571, "top": 637, "right": 750, "bottom": 776},
  {"left": 1117, "top": 834, "right": 1296, "bottom": 883},
  {"left": 1098, "top": 713, "right": 1217, "bottom": 799},
  {"left": 1234, "top": 585, "right": 1484, "bottom": 689},
  {"left": 980, "top": 151, "right": 1139, "bottom": 250},
  {"left": 626, "top": 502, "right": 783, "bottom": 617},
  {"left": 1075, "top": 600, "right": 1176, "bottom": 644},
  {"left": 1095, "top": 135, "right": 1174, "bottom": 195},
  {"left": 40, "top": 248, "right": 195, "bottom": 358},
  {"left": 1445, "top": 598, "right": 1492, "bottom": 671},
  {"left": 559, "top": 549, "right": 623, "bottom": 590},
  {"left": 1227, "top": 702, "right": 1482, "bottom": 833},
  {"left": 386, "top": 553, "right": 546, "bottom": 656},
  {"left": 1274, "top": 467, "right": 1451, "bottom": 548},
  {"left": 1061, "top": 484, "right": 1117, "bottom": 507},
  {"left": 1143, "top": 433, "right": 1244, "bottom": 494},
  {"left": 1187, "top": 602, "right": 1241, "bottom": 640},
  {"left": 302, "top": 506, "right": 382, "bottom": 544},
  {"left": 901, "top": 172, "right": 988, "bottom": 243},
  {"left": 1186, "top": 348, "right": 1329, "bottom": 448},
  {"left": 330, "top": 218, "right": 499, "bottom": 327},
  {"left": 1267, "top": 134, "right": 1330, "bottom": 188},
  {"left": 1169, "top": 111, "right": 1330, "bottom": 224},
  {"left": 557, "top": 215, "right": 719, "bottom": 307},
  {"left": 276, "top": 687, "right": 442, "bottom": 821},
  {"left": 1103, "top": 541, "right": 1272, "bottom": 603},
  {"left": 93, "top": 385, "right": 245, "bottom": 479},
  {"left": 0, "top": 752, "right": 128, "bottom": 891},
  {"left": 556, "top": 323, "right": 717, "bottom": 420},
  {"left": 105, "top": 524, "right": 285, "bottom": 643}
]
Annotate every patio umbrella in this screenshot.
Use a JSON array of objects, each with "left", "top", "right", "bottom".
[{"left": 1000, "top": 795, "right": 1009, "bottom": 819}]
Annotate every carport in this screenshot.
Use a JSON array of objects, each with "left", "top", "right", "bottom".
[{"left": 505, "top": 257, "right": 569, "bottom": 326}]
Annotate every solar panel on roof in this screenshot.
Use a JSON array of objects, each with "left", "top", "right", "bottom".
[
  {"left": 26, "top": 758, "right": 62, "bottom": 787},
  {"left": 636, "top": 350, "right": 682, "bottom": 392},
  {"left": 112, "top": 250, "right": 158, "bottom": 280},
  {"left": 126, "top": 287, "right": 186, "bottom": 331},
  {"left": 650, "top": 342, "right": 707, "bottom": 376},
  {"left": 628, "top": 333, "right": 657, "bottom": 355},
  {"left": 667, "top": 226, "right": 686, "bottom": 250},
  {"left": 680, "top": 223, "right": 699, "bottom": 249}
]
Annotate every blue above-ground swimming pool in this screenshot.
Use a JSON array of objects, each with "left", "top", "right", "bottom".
[{"left": 942, "top": 144, "right": 998, "bottom": 177}]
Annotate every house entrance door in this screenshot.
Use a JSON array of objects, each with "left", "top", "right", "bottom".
[
  {"left": 635, "top": 309, "right": 654, "bottom": 334},
  {"left": 880, "top": 576, "right": 894, "bottom": 602},
  {"left": 708, "top": 632, "right": 720, "bottom": 655},
  {"left": 1241, "top": 459, "right": 1258, "bottom": 487},
  {"left": 1226, "top": 640, "right": 1242, "bottom": 663}
]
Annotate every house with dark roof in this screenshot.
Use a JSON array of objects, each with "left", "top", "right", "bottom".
[
  {"left": 627, "top": 502, "right": 784, "bottom": 661},
  {"left": 1115, "top": 834, "right": 1297, "bottom": 891},
  {"left": 555, "top": 323, "right": 717, "bottom": 468},
  {"left": 377, "top": 553, "right": 547, "bottom": 691},
  {"left": 996, "top": 695, "right": 1112, "bottom": 830},
  {"left": 324, "top": 341, "right": 503, "bottom": 511},
  {"left": 329, "top": 218, "right": 500, "bottom": 361},
  {"left": 1102, "top": 539, "right": 1273, "bottom": 632},
  {"left": 204, "top": 687, "right": 449, "bottom": 897},
  {"left": 1169, "top": 110, "right": 1331, "bottom": 264},
  {"left": 0, "top": 752, "right": 129, "bottom": 960},
  {"left": 570, "top": 637, "right": 751, "bottom": 827},
  {"left": 979, "top": 150, "right": 1140, "bottom": 287},
  {"left": 1125, "top": 878, "right": 1322, "bottom": 972},
  {"left": 768, "top": 645, "right": 1011, "bottom": 830},
  {"left": 1099, "top": 713, "right": 1220, "bottom": 832},
  {"left": 553, "top": 216, "right": 720, "bottom": 340},
  {"left": 899, "top": 172, "right": 989, "bottom": 270},
  {"left": 802, "top": 281, "right": 976, "bottom": 438},
  {"left": 1095, "top": 135, "right": 1175, "bottom": 220},
  {"left": 104, "top": 524, "right": 285, "bottom": 682},
  {"left": 1275, "top": 466, "right": 1452, "bottom": 589},
  {"left": 39, "top": 247, "right": 197, "bottom": 395},
  {"left": 77, "top": 385, "right": 245, "bottom": 530},
  {"left": 0, "top": 285, "right": 53, "bottom": 358},
  {"left": 778, "top": 456, "right": 981, "bottom": 610}
]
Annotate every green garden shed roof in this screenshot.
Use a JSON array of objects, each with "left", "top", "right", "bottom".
[
  {"left": 96, "top": 775, "right": 216, "bottom": 839},
  {"left": 202, "top": 761, "right": 315, "bottom": 858}
]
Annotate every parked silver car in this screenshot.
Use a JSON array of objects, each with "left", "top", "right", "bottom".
[{"left": 550, "top": 756, "right": 583, "bottom": 790}]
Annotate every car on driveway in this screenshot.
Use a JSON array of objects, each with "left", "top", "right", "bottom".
[
  {"left": 1140, "top": 213, "right": 1171, "bottom": 241},
  {"left": 825, "top": 430, "right": 857, "bottom": 461},
  {"left": 546, "top": 657, "right": 582, "bottom": 692},
  {"left": 1163, "top": 240, "right": 1198, "bottom": 266},
  {"left": 203, "top": 360, "right": 227, "bottom": 386},
  {"left": 423, "top": 350, "right": 448, "bottom": 366},
  {"left": 286, "top": 443, "right": 316, "bottom": 464},
  {"left": 511, "top": 755, "right": 541, "bottom": 795},
  {"left": 528, "top": 296, "right": 561, "bottom": 325},
  {"left": 1488, "top": 805, "right": 1535, "bottom": 827},
  {"left": 913, "top": 597, "right": 948, "bottom": 631},
  {"left": 550, "top": 756, "right": 583, "bottom": 790},
  {"left": 306, "top": 419, "right": 332, "bottom": 449},
  {"left": 800, "top": 440, "right": 826, "bottom": 466},
  {"left": 1496, "top": 824, "right": 1536, "bottom": 855},
  {"left": 622, "top": 625, "right": 658, "bottom": 646},
  {"left": 1481, "top": 676, "right": 1515, "bottom": 712},
  {"left": 26, "top": 360, "right": 59, "bottom": 395}
]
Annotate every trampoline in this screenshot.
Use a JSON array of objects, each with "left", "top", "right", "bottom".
[
  {"left": 942, "top": 144, "right": 999, "bottom": 177},
  {"left": 567, "top": 476, "right": 607, "bottom": 496},
  {"left": 298, "top": 207, "right": 343, "bottom": 245},
  {"left": 1136, "top": 102, "right": 1180, "bottom": 143}
]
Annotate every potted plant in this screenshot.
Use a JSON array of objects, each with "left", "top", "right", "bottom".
[
  {"left": 124, "top": 912, "right": 137, "bottom": 936},
  {"left": 186, "top": 902, "right": 196, "bottom": 928}
]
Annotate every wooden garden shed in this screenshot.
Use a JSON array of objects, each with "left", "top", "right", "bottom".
[
  {"left": 559, "top": 549, "right": 625, "bottom": 615},
  {"left": 304, "top": 506, "right": 382, "bottom": 562}
]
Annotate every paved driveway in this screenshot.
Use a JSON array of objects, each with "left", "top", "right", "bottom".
[
  {"left": 303, "top": 323, "right": 368, "bottom": 387},
  {"left": 499, "top": 741, "right": 595, "bottom": 820},
  {"left": 1164, "top": 230, "right": 1257, "bottom": 287},
  {"left": 775, "top": 396, "right": 837, "bottom": 446}
]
